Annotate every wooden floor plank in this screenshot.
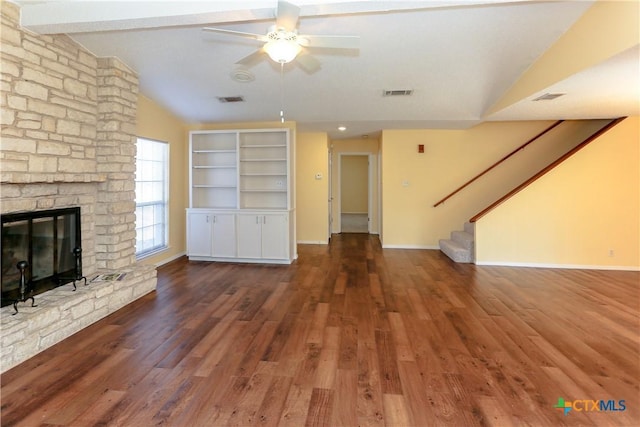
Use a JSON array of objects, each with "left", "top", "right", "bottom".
[
  {"left": 1, "top": 234, "right": 637, "bottom": 426},
  {"left": 304, "top": 387, "right": 334, "bottom": 427}
]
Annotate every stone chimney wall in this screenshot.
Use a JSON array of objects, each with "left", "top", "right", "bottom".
[
  {"left": 1, "top": 2, "right": 141, "bottom": 272},
  {"left": 0, "top": 2, "right": 156, "bottom": 372},
  {"left": 95, "top": 58, "right": 139, "bottom": 270}
]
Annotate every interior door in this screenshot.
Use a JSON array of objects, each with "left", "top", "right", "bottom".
[{"left": 328, "top": 147, "right": 333, "bottom": 241}]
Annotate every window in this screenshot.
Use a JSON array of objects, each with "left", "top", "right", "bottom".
[{"left": 135, "top": 137, "right": 169, "bottom": 258}]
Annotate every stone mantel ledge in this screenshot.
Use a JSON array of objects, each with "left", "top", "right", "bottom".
[
  {"left": 1, "top": 173, "right": 108, "bottom": 184},
  {"left": 0, "top": 263, "right": 157, "bottom": 373}
]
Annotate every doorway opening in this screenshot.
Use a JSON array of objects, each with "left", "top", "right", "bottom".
[{"left": 339, "top": 154, "right": 370, "bottom": 233}]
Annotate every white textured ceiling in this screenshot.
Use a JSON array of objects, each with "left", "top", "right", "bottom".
[{"left": 15, "top": 0, "right": 640, "bottom": 139}]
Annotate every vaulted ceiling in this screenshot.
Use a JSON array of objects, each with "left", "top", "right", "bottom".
[{"left": 15, "top": 0, "right": 640, "bottom": 139}]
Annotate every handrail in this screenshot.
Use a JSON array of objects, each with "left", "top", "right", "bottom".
[
  {"left": 433, "top": 120, "right": 564, "bottom": 207},
  {"left": 469, "top": 117, "right": 625, "bottom": 223}
]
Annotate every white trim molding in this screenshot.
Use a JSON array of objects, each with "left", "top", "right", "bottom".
[
  {"left": 475, "top": 261, "right": 640, "bottom": 271},
  {"left": 154, "top": 251, "right": 187, "bottom": 267},
  {"left": 381, "top": 244, "right": 440, "bottom": 250}
]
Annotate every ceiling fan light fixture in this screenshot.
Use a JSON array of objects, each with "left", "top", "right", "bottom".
[{"left": 264, "top": 39, "right": 301, "bottom": 64}]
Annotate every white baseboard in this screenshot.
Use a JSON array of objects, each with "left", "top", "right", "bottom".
[
  {"left": 475, "top": 261, "right": 640, "bottom": 271},
  {"left": 381, "top": 244, "right": 439, "bottom": 250},
  {"left": 154, "top": 251, "right": 186, "bottom": 267},
  {"left": 297, "top": 240, "right": 329, "bottom": 245},
  {"left": 341, "top": 212, "right": 368, "bottom": 215}
]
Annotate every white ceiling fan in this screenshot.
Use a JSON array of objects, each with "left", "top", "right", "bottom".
[{"left": 203, "top": 0, "right": 359, "bottom": 73}]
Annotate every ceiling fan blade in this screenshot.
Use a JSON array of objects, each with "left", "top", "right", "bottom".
[
  {"left": 202, "top": 27, "right": 267, "bottom": 42},
  {"left": 276, "top": 0, "right": 300, "bottom": 31},
  {"left": 235, "top": 49, "right": 266, "bottom": 68},
  {"left": 296, "top": 51, "right": 321, "bottom": 74},
  {"left": 298, "top": 34, "right": 360, "bottom": 49}
]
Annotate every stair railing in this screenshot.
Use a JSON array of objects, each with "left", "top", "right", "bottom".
[
  {"left": 433, "top": 120, "right": 564, "bottom": 207},
  {"left": 469, "top": 117, "right": 625, "bottom": 223}
]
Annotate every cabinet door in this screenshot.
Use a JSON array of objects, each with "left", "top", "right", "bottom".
[
  {"left": 187, "top": 212, "right": 212, "bottom": 256},
  {"left": 211, "top": 213, "right": 236, "bottom": 258},
  {"left": 236, "top": 214, "right": 262, "bottom": 259},
  {"left": 261, "top": 214, "right": 289, "bottom": 260}
]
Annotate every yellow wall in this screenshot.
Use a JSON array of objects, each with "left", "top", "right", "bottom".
[
  {"left": 136, "top": 94, "right": 189, "bottom": 266},
  {"left": 489, "top": 0, "right": 639, "bottom": 115},
  {"left": 378, "top": 121, "right": 607, "bottom": 248},
  {"left": 331, "top": 138, "right": 380, "bottom": 234},
  {"left": 475, "top": 116, "right": 639, "bottom": 269},
  {"left": 341, "top": 155, "right": 368, "bottom": 213},
  {"left": 296, "top": 132, "right": 329, "bottom": 243}
]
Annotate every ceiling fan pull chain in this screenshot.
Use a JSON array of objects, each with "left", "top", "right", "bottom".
[{"left": 280, "top": 62, "right": 285, "bottom": 123}]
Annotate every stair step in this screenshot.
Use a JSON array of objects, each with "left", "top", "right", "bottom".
[
  {"left": 464, "top": 221, "right": 475, "bottom": 235},
  {"left": 439, "top": 239, "right": 473, "bottom": 263},
  {"left": 451, "top": 230, "right": 474, "bottom": 250}
]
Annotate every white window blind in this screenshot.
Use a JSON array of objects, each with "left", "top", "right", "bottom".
[{"left": 135, "top": 137, "right": 169, "bottom": 257}]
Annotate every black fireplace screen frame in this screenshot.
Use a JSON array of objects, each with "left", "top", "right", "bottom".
[{"left": 1, "top": 207, "right": 82, "bottom": 308}]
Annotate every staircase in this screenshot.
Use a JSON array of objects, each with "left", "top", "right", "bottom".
[{"left": 439, "top": 222, "right": 474, "bottom": 263}]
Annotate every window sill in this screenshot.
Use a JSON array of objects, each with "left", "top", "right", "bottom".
[{"left": 136, "top": 246, "right": 169, "bottom": 261}]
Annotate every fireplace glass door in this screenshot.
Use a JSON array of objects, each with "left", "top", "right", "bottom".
[{"left": 1, "top": 207, "right": 81, "bottom": 307}]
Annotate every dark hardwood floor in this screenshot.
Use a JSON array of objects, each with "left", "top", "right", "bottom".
[{"left": 1, "top": 234, "right": 638, "bottom": 426}]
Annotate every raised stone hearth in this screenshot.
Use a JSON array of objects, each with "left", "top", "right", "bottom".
[
  {"left": 1, "top": 265, "right": 156, "bottom": 371},
  {"left": 1, "top": 2, "right": 157, "bottom": 372}
]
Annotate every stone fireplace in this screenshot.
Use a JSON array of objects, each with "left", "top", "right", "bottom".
[{"left": 1, "top": 2, "right": 157, "bottom": 372}]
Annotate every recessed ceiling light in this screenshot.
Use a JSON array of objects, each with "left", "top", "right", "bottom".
[{"left": 338, "top": 126, "right": 346, "bottom": 131}]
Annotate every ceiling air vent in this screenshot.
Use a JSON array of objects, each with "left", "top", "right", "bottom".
[
  {"left": 533, "top": 93, "right": 565, "bottom": 101},
  {"left": 217, "top": 96, "right": 245, "bottom": 103},
  {"left": 383, "top": 89, "right": 413, "bottom": 97}
]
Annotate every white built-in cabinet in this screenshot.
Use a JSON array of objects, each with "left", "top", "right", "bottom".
[
  {"left": 186, "top": 211, "right": 212, "bottom": 257},
  {"left": 187, "top": 212, "right": 236, "bottom": 258},
  {"left": 187, "top": 128, "right": 295, "bottom": 264},
  {"left": 237, "top": 213, "right": 289, "bottom": 259}
]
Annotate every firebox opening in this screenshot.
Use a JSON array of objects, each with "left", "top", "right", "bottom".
[{"left": 1, "top": 207, "right": 82, "bottom": 307}]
